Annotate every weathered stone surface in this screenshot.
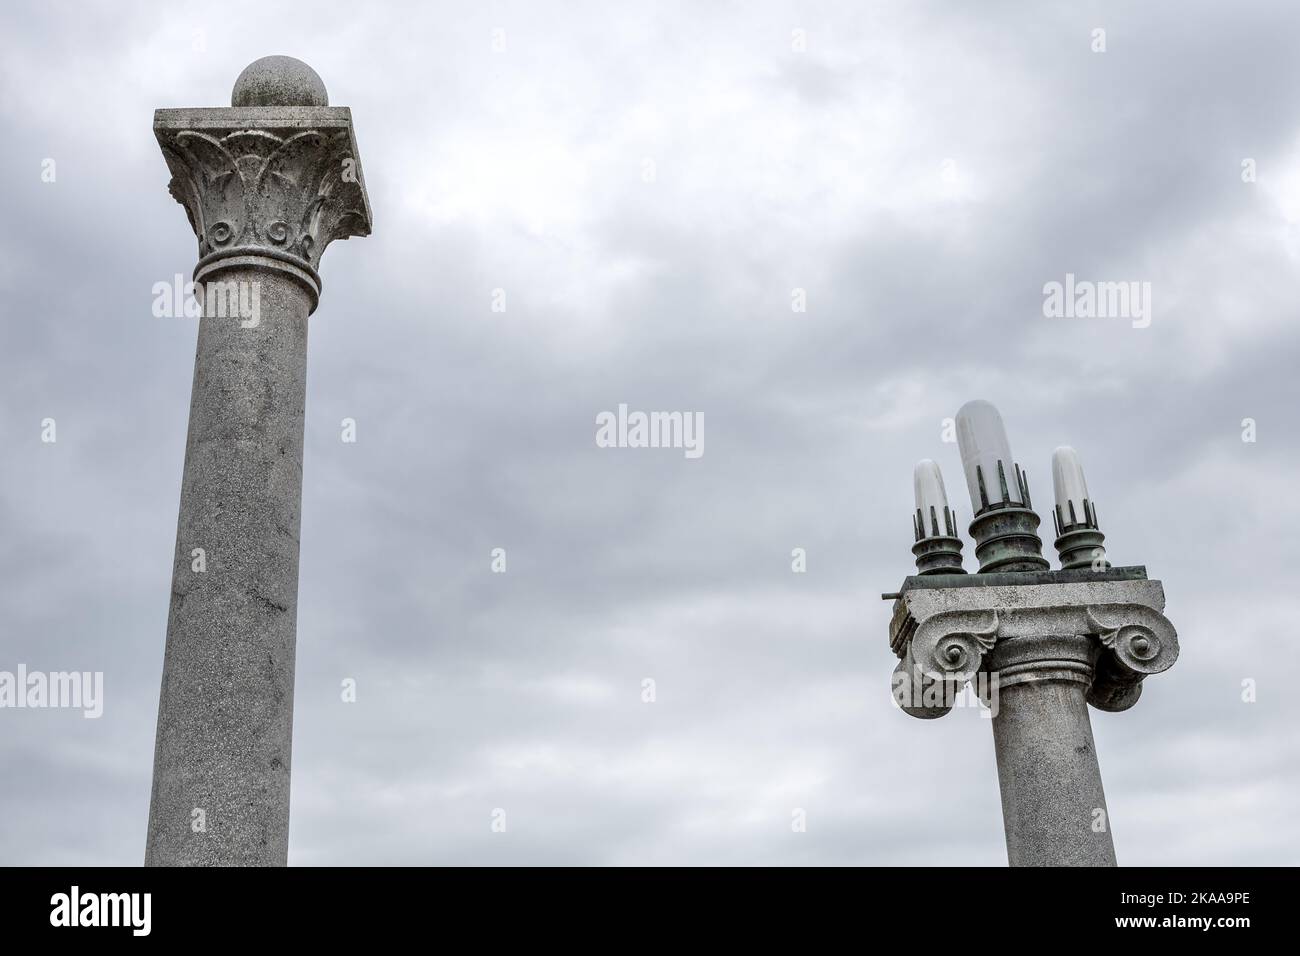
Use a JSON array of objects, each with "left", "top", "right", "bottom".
[
  {"left": 231, "top": 55, "right": 329, "bottom": 108},
  {"left": 146, "top": 58, "right": 371, "bottom": 866},
  {"left": 146, "top": 268, "right": 309, "bottom": 866},
  {"left": 988, "top": 634, "right": 1116, "bottom": 866}
]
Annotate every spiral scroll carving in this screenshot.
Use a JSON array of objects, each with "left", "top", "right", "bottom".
[
  {"left": 910, "top": 609, "right": 1000, "bottom": 682},
  {"left": 1086, "top": 605, "right": 1178, "bottom": 675}
]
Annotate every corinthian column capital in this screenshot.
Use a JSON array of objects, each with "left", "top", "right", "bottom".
[{"left": 154, "top": 99, "right": 372, "bottom": 312}]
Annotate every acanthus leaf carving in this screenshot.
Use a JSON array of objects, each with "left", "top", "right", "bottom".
[{"left": 159, "top": 122, "right": 371, "bottom": 271}]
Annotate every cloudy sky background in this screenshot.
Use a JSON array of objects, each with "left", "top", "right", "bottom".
[{"left": 2, "top": 0, "right": 1299, "bottom": 865}]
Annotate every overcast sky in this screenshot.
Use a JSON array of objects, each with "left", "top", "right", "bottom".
[{"left": 2, "top": 0, "right": 1299, "bottom": 865}]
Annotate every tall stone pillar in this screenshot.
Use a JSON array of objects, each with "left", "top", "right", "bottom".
[
  {"left": 145, "top": 56, "right": 372, "bottom": 866},
  {"left": 887, "top": 570, "right": 1178, "bottom": 865}
]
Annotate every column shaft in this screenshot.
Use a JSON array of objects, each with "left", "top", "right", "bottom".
[
  {"left": 145, "top": 266, "right": 310, "bottom": 866},
  {"left": 988, "top": 634, "right": 1116, "bottom": 866}
]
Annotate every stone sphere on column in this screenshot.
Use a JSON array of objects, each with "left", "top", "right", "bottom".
[{"left": 231, "top": 55, "right": 329, "bottom": 107}]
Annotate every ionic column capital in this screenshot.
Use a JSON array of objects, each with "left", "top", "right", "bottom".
[{"left": 887, "top": 568, "right": 1178, "bottom": 717}]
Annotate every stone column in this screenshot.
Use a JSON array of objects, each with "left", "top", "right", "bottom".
[
  {"left": 887, "top": 569, "right": 1178, "bottom": 866},
  {"left": 145, "top": 57, "right": 372, "bottom": 866},
  {"left": 985, "top": 633, "right": 1114, "bottom": 865}
]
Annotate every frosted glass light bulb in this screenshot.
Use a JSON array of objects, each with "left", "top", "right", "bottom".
[
  {"left": 1052, "top": 446, "right": 1091, "bottom": 527},
  {"left": 955, "top": 400, "right": 1023, "bottom": 513},
  {"left": 913, "top": 459, "right": 951, "bottom": 537}
]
